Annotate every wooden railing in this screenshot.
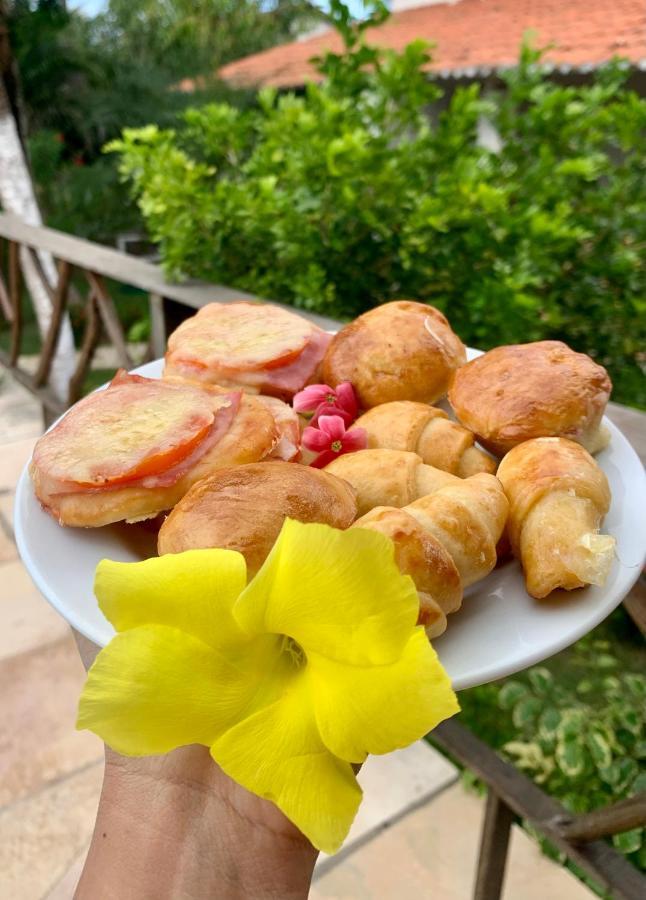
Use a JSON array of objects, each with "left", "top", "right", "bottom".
[
  {"left": 1, "top": 213, "right": 645, "bottom": 899},
  {"left": 0, "top": 212, "right": 337, "bottom": 423}
]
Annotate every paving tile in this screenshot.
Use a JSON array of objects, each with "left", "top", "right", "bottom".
[
  {"left": 317, "top": 741, "right": 457, "bottom": 870},
  {"left": 0, "top": 436, "right": 37, "bottom": 491},
  {"left": 0, "top": 499, "right": 16, "bottom": 563},
  {"left": 0, "top": 488, "right": 15, "bottom": 525},
  {"left": 0, "top": 559, "right": 70, "bottom": 662},
  {"left": 0, "top": 633, "right": 103, "bottom": 808},
  {"left": 0, "top": 372, "right": 43, "bottom": 446},
  {"left": 310, "top": 783, "right": 593, "bottom": 899},
  {"left": 0, "top": 762, "right": 102, "bottom": 900}
]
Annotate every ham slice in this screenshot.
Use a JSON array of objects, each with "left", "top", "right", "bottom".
[
  {"left": 165, "top": 301, "right": 332, "bottom": 400},
  {"left": 257, "top": 396, "right": 302, "bottom": 461},
  {"left": 34, "top": 372, "right": 240, "bottom": 495}
]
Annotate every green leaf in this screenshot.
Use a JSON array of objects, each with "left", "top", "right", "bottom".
[
  {"left": 538, "top": 707, "right": 561, "bottom": 739},
  {"left": 556, "top": 739, "right": 587, "bottom": 778},
  {"left": 498, "top": 681, "right": 528, "bottom": 711},
  {"left": 528, "top": 667, "right": 553, "bottom": 696},
  {"left": 612, "top": 828, "right": 643, "bottom": 855},
  {"left": 586, "top": 730, "right": 613, "bottom": 770},
  {"left": 512, "top": 697, "right": 543, "bottom": 730},
  {"left": 599, "top": 758, "right": 638, "bottom": 791}
]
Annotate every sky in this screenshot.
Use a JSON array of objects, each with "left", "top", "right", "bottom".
[{"left": 69, "top": 1, "right": 372, "bottom": 19}]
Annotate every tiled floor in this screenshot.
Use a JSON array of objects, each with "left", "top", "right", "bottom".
[{"left": 8, "top": 369, "right": 644, "bottom": 898}]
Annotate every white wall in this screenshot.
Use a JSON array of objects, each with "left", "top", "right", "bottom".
[{"left": 391, "top": 0, "right": 463, "bottom": 11}]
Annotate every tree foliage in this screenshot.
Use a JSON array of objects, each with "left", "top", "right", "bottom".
[{"left": 109, "top": 3, "right": 646, "bottom": 406}]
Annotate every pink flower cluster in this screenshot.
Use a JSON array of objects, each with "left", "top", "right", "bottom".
[{"left": 293, "top": 382, "right": 367, "bottom": 468}]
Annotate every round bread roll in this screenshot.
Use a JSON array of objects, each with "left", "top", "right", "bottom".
[
  {"left": 449, "top": 341, "right": 612, "bottom": 458},
  {"left": 158, "top": 462, "right": 357, "bottom": 577},
  {"left": 322, "top": 301, "right": 466, "bottom": 408}
]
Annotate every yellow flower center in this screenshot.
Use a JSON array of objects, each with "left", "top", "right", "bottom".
[
  {"left": 282, "top": 634, "right": 306, "bottom": 668},
  {"left": 331, "top": 439, "right": 342, "bottom": 452}
]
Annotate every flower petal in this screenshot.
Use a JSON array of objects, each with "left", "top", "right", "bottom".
[
  {"left": 211, "top": 673, "right": 362, "bottom": 853},
  {"left": 293, "top": 384, "right": 332, "bottom": 413},
  {"left": 95, "top": 549, "right": 247, "bottom": 648},
  {"left": 77, "top": 625, "right": 282, "bottom": 755},
  {"left": 302, "top": 424, "right": 331, "bottom": 452},
  {"left": 318, "top": 414, "right": 346, "bottom": 441},
  {"left": 335, "top": 382, "right": 358, "bottom": 419},
  {"left": 343, "top": 427, "right": 368, "bottom": 452},
  {"left": 235, "top": 519, "right": 420, "bottom": 665},
  {"left": 310, "top": 449, "right": 340, "bottom": 468},
  {"left": 309, "top": 629, "right": 459, "bottom": 763},
  {"left": 311, "top": 402, "right": 353, "bottom": 427}
]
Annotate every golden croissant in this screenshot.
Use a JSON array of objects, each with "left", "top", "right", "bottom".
[
  {"left": 353, "top": 401, "right": 496, "bottom": 477},
  {"left": 496, "top": 437, "right": 615, "bottom": 599},
  {"left": 324, "top": 448, "right": 460, "bottom": 516},
  {"left": 353, "top": 472, "right": 509, "bottom": 638}
]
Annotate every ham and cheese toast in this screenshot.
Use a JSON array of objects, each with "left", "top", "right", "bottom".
[
  {"left": 30, "top": 371, "right": 277, "bottom": 527},
  {"left": 163, "top": 301, "right": 331, "bottom": 400}
]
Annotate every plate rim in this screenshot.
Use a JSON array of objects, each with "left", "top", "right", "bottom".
[{"left": 13, "top": 355, "right": 646, "bottom": 691}]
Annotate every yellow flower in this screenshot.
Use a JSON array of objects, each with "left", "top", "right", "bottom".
[{"left": 77, "top": 518, "right": 458, "bottom": 853}]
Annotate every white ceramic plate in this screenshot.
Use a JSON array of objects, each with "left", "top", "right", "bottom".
[{"left": 14, "top": 353, "right": 646, "bottom": 691}]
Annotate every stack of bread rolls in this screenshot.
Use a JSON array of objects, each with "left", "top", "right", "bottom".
[{"left": 30, "top": 297, "right": 617, "bottom": 643}]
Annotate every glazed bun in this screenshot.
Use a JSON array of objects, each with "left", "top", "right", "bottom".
[
  {"left": 158, "top": 462, "right": 357, "bottom": 577},
  {"left": 449, "top": 341, "right": 612, "bottom": 457},
  {"left": 322, "top": 301, "right": 466, "bottom": 408}
]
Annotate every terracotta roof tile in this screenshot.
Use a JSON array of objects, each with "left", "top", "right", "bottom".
[{"left": 218, "top": 0, "right": 646, "bottom": 88}]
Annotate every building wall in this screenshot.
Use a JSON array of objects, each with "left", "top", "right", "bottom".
[{"left": 391, "top": 0, "right": 463, "bottom": 11}]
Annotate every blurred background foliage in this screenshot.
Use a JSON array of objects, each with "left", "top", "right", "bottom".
[
  {"left": 108, "top": 2, "right": 646, "bottom": 407},
  {"left": 7, "top": 0, "right": 323, "bottom": 242}
]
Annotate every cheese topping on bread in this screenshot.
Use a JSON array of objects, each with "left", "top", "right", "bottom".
[{"left": 32, "top": 371, "right": 239, "bottom": 493}]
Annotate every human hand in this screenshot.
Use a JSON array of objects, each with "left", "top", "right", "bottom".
[{"left": 73, "top": 632, "right": 318, "bottom": 900}]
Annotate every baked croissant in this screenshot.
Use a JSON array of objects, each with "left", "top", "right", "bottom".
[
  {"left": 353, "top": 401, "right": 496, "bottom": 477},
  {"left": 496, "top": 437, "right": 615, "bottom": 599},
  {"left": 353, "top": 473, "right": 508, "bottom": 638},
  {"left": 324, "top": 449, "right": 459, "bottom": 516}
]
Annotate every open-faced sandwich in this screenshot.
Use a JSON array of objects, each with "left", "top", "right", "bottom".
[
  {"left": 164, "top": 300, "right": 332, "bottom": 400},
  {"left": 30, "top": 370, "right": 277, "bottom": 527}
]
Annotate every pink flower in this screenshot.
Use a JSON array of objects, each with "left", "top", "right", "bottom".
[
  {"left": 302, "top": 415, "right": 367, "bottom": 468},
  {"left": 293, "top": 382, "right": 358, "bottom": 426}
]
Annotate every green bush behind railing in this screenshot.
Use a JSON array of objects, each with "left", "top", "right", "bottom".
[{"left": 108, "top": 3, "right": 646, "bottom": 407}]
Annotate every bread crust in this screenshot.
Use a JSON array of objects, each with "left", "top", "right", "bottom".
[
  {"left": 322, "top": 301, "right": 466, "bottom": 408},
  {"left": 449, "top": 341, "right": 612, "bottom": 457},
  {"left": 158, "top": 461, "right": 357, "bottom": 576},
  {"left": 496, "top": 437, "right": 614, "bottom": 598},
  {"left": 31, "top": 393, "right": 277, "bottom": 527}
]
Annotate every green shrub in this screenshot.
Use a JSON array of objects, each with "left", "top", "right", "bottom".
[{"left": 108, "top": 2, "right": 646, "bottom": 407}]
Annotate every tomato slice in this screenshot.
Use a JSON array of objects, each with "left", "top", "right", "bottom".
[
  {"left": 167, "top": 301, "right": 314, "bottom": 372},
  {"left": 33, "top": 374, "right": 228, "bottom": 488}
]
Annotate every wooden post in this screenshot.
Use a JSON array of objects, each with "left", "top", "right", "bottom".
[
  {"left": 34, "top": 259, "right": 72, "bottom": 386},
  {"left": 148, "top": 292, "right": 166, "bottom": 359},
  {"left": 474, "top": 791, "right": 514, "bottom": 900},
  {"left": 8, "top": 238, "right": 20, "bottom": 364}
]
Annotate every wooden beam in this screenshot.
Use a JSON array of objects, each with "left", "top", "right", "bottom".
[
  {"left": 431, "top": 719, "right": 646, "bottom": 900},
  {"left": 0, "top": 212, "right": 340, "bottom": 331},
  {"left": 474, "top": 792, "right": 514, "bottom": 900},
  {"left": 8, "top": 238, "right": 20, "bottom": 364},
  {"left": 68, "top": 293, "right": 100, "bottom": 406},
  {"left": 84, "top": 271, "right": 133, "bottom": 370},
  {"left": 34, "top": 259, "right": 72, "bottom": 387},
  {"left": 554, "top": 793, "right": 646, "bottom": 843}
]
